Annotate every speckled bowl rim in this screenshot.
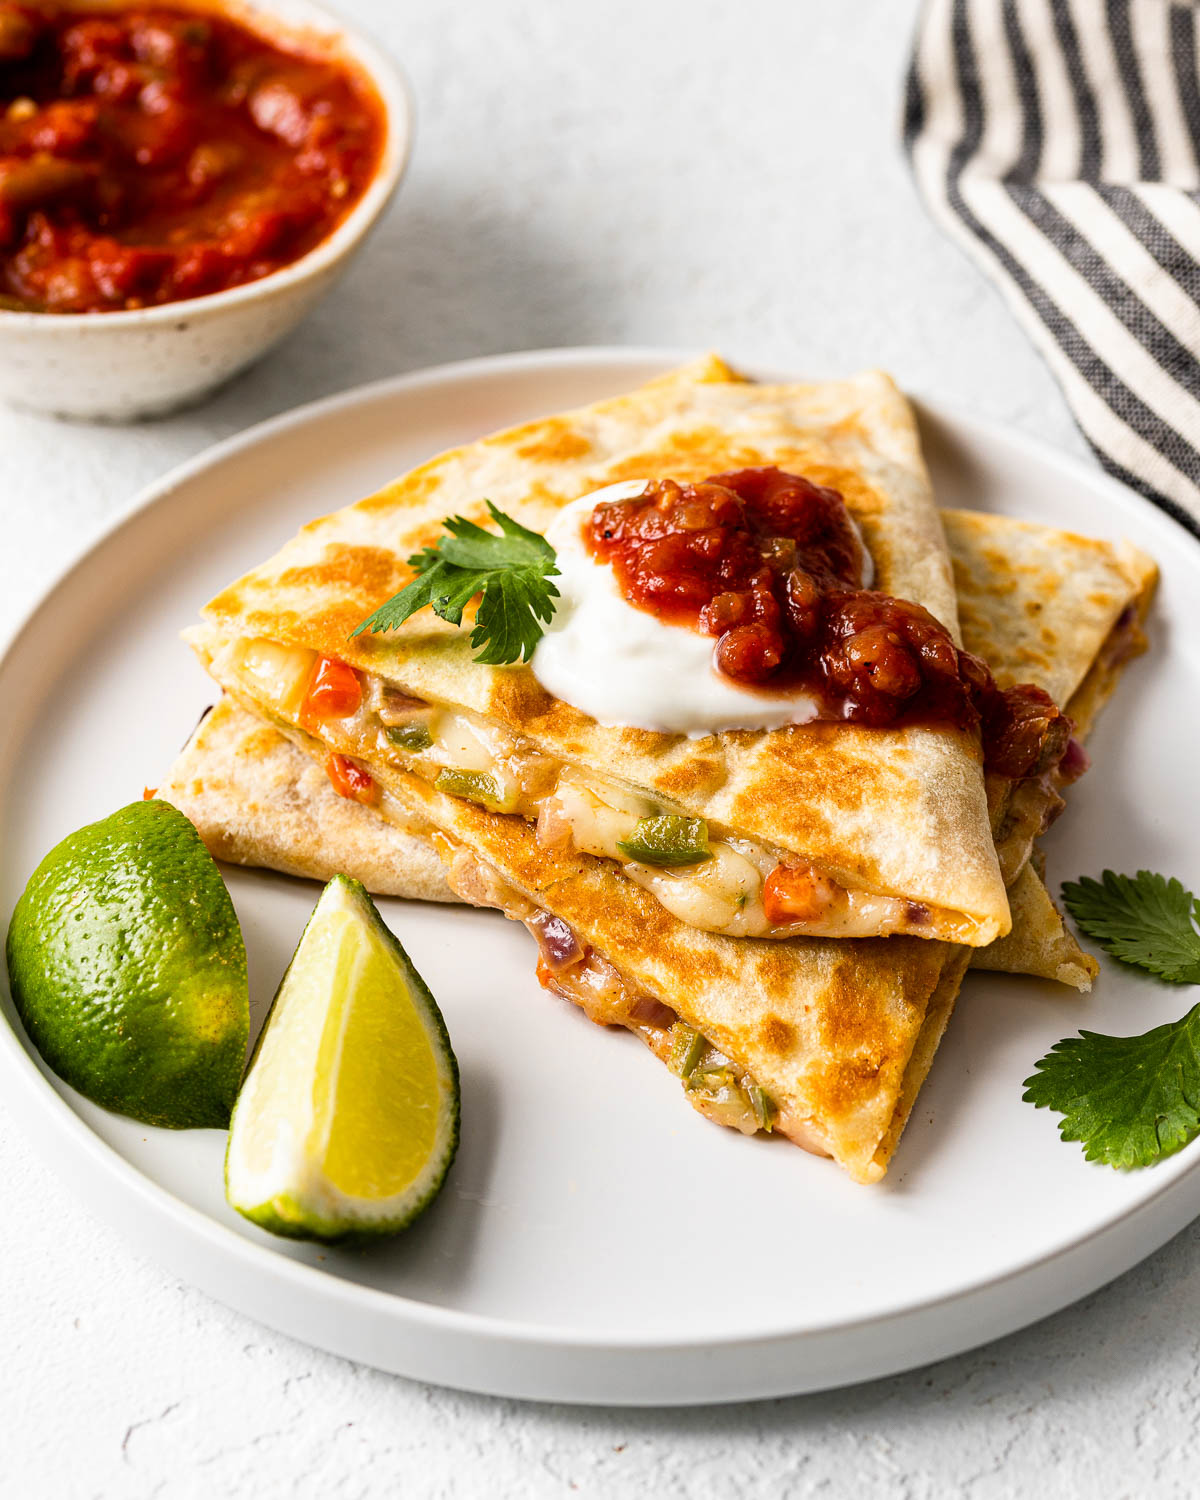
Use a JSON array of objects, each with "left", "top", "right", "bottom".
[{"left": 0, "top": 0, "right": 413, "bottom": 331}]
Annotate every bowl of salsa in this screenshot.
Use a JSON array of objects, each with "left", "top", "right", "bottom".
[{"left": 0, "top": 0, "right": 411, "bottom": 418}]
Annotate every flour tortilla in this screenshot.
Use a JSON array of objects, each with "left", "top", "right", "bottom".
[
  {"left": 189, "top": 356, "right": 1011, "bottom": 945},
  {"left": 196, "top": 696, "right": 972, "bottom": 1183}
]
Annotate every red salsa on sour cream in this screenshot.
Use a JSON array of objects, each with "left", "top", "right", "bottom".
[
  {"left": 0, "top": 2, "right": 385, "bottom": 313},
  {"left": 588, "top": 467, "right": 1075, "bottom": 781}
]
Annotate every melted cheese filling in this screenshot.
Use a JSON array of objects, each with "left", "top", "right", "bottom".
[{"left": 218, "top": 635, "right": 979, "bottom": 942}]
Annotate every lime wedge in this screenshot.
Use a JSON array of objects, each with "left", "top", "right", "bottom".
[
  {"left": 226, "top": 876, "right": 459, "bottom": 1242},
  {"left": 5, "top": 799, "right": 248, "bottom": 1129}
]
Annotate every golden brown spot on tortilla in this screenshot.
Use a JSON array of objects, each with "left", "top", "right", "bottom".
[
  {"left": 230, "top": 605, "right": 303, "bottom": 640},
  {"left": 805, "top": 467, "right": 886, "bottom": 521},
  {"left": 289, "top": 601, "right": 375, "bottom": 648},
  {"left": 812, "top": 969, "right": 876, "bottom": 1053},
  {"left": 653, "top": 754, "right": 729, "bottom": 801},
  {"left": 749, "top": 948, "right": 811, "bottom": 1007},
  {"left": 828, "top": 413, "right": 866, "bottom": 440},
  {"left": 811, "top": 1053, "right": 888, "bottom": 1118},
  {"left": 486, "top": 668, "right": 557, "bottom": 723},
  {"left": 602, "top": 427, "right": 766, "bottom": 481},
  {"left": 515, "top": 421, "right": 593, "bottom": 463},
  {"left": 357, "top": 465, "right": 445, "bottom": 513},
  {"left": 518, "top": 480, "right": 574, "bottom": 519},
  {"left": 277, "top": 544, "right": 405, "bottom": 599},
  {"left": 205, "top": 584, "right": 249, "bottom": 619},
  {"left": 491, "top": 416, "right": 561, "bottom": 450},
  {"left": 759, "top": 1015, "right": 798, "bottom": 1056},
  {"left": 595, "top": 724, "right": 680, "bottom": 757},
  {"left": 726, "top": 725, "right": 885, "bottom": 855},
  {"left": 242, "top": 725, "right": 280, "bottom": 757}
]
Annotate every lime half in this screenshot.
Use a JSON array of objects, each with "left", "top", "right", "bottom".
[
  {"left": 226, "top": 876, "right": 459, "bottom": 1242},
  {"left": 5, "top": 799, "right": 248, "bottom": 1129}
]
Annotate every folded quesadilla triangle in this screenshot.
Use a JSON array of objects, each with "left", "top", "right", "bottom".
[
  {"left": 192, "top": 357, "right": 1013, "bottom": 947},
  {"left": 264, "top": 723, "right": 965, "bottom": 1184},
  {"left": 945, "top": 509, "right": 1157, "bottom": 710},
  {"left": 168, "top": 691, "right": 1090, "bottom": 1183},
  {"left": 181, "top": 498, "right": 1152, "bottom": 1181},
  {"left": 183, "top": 504, "right": 1146, "bottom": 1182}
]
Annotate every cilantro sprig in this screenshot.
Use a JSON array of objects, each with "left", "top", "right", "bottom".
[
  {"left": 1061, "top": 871, "right": 1200, "bottom": 984},
  {"left": 1023, "top": 869, "right": 1200, "bottom": 1169},
  {"left": 1023, "top": 1004, "right": 1200, "bottom": 1170},
  {"left": 353, "top": 502, "right": 559, "bottom": 665}
]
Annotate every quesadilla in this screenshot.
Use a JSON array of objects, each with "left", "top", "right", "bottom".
[
  {"left": 187, "top": 358, "right": 1037, "bottom": 950},
  {"left": 168, "top": 503, "right": 1153, "bottom": 1180},
  {"left": 168, "top": 502, "right": 1152, "bottom": 985}
]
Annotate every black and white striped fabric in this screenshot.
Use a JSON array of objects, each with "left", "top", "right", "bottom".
[{"left": 905, "top": 0, "right": 1200, "bottom": 537}]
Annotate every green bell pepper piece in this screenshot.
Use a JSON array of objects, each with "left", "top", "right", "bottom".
[
  {"left": 616, "top": 815, "right": 712, "bottom": 866},
  {"left": 385, "top": 722, "right": 433, "bottom": 752},
  {"left": 434, "top": 767, "right": 517, "bottom": 813},
  {"left": 669, "top": 1022, "right": 708, "bottom": 1081}
]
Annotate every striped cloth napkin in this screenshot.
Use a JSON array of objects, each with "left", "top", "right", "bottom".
[{"left": 904, "top": 0, "right": 1200, "bottom": 537}]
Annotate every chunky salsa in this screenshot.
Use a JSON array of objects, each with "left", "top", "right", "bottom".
[
  {"left": 589, "top": 467, "right": 1074, "bottom": 780},
  {"left": 0, "top": 2, "right": 385, "bottom": 313}
]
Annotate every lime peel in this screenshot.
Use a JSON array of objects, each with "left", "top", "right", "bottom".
[{"left": 5, "top": 799, "right": 248, "bottom": 1129}]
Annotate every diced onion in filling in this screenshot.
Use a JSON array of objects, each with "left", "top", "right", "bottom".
[
  {"left": 371, "top": 680, "right": 431, "bottom": 727},
  {"left": 529, "top": 910, "right": 586, "bottom": 972}
]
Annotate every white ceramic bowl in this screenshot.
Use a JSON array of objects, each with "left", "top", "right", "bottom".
[{"left": 0, "top": 0, "right": 413, "bottom": 422}]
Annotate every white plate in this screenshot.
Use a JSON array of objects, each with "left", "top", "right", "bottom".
[{"left": 2, "top": 349, "right": 1198, "bottom": 1407}]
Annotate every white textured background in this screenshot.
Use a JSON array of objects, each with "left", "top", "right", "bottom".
[{"left": 4, "top": 2, "right": 1197, "bottom": 1496}]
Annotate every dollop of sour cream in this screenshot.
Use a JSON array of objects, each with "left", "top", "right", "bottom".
[{"left": 531, "top": 480, "right": 871, "bottom": 738}]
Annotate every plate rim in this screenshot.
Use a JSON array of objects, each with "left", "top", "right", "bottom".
[{"left": 4, "top": 345, "right": 1200, "bottom": 1389}]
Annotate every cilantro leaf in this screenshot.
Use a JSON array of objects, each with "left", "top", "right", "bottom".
[
  {"left": 1062, "top": 870, "right": 1200, "bottom": 984},
  {"left": 1023, "top": 1004, "right": 1200, "bottom": 1169},
  {"left": 353, "top": 501, "right": 559, "bottom": 664}
]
